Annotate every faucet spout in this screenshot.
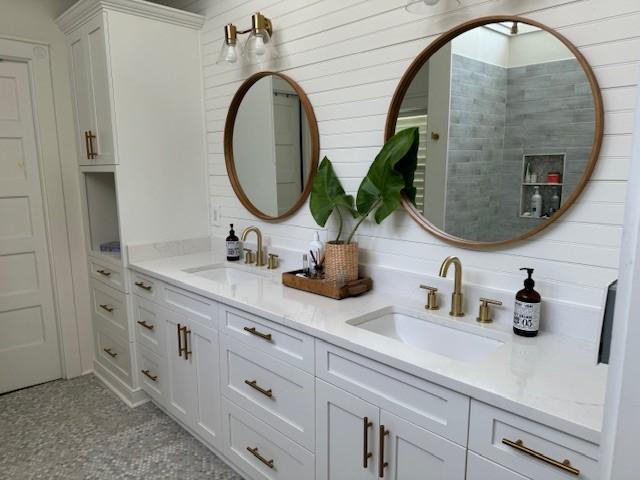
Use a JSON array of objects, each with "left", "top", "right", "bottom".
[
  {"left": 439, "top": 256, "right": 464, "bottom": 317},
  {"left": 241, "top": 226, "right": 266, "bottom": 267}
]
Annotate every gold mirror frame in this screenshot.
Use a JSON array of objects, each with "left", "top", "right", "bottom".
[
  {"left": 385, "top": 15, "right": 604, "bottom": 249},
  {"left": 224, "top": 71, "right": 320, "bottom": 221}
]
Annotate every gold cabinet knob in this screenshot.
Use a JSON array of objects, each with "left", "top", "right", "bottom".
[
  {"left": 243, "top": 248, "right": 255, "bottom": 264},
  {"left": 477, "top": 297, "right": 502, "bottom": 323},
  {"left": 267, "top": 253, "right": 279, "bottom": 270},
  {"left": 420, "top": 285, "right": 439, "bottom": 310},
  {"left": 431, "top": 132, "right": 440, "bottom": 140}
]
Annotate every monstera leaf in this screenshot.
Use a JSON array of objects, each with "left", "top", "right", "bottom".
[
  {"left": 310, "top": 157, "right": 357, "bottom": 240},
  {"left": 351, "top": 128, "right": 419, "bottom": 238}
]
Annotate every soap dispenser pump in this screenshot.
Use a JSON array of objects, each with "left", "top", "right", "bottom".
[{"left": 513, "top": 268, "right": 541, "bottom": 337}]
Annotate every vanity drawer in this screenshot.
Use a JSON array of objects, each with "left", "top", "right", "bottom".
[
  {"left": 164, "top": 283, "right": 217, "bottom": 329},
  {"left": 132, "top": 296, "right": 165, "bottom": 355},
  {"left": 222, "top": 398, "right": 315, "bottom": 480},
  {"left": 467, "top": 452, "right": 528, "bottom": 479},
  {"left": 94, "top": 324, "right": 133, "bottom": 387},
  {"left": 90, "top": 279, "right": 129, "bottom": 340},
  {"left": 316, "top": 341, "right": 469, "bottom": 445},
  {"left": 130, "top": 271, "right": 159, "bottom": 301},
  {"left": 89, "top": 257, "right": 124, "bottom": 292},
  {"left": 221, "top": 305, "right": 314, "bottom": 374},
  {"left": 221, "top": 334, "right": 315, "bottom": 450},
  {"left": 469, "top": 401, "right": 599, "bottom": 480},
  {"left": 137, "top": 344, "right": 166, "bottom": 404}
]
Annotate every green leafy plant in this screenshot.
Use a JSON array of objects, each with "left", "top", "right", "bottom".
[{"left": 310, "top": 127, "right": 419, "bottom": 244}]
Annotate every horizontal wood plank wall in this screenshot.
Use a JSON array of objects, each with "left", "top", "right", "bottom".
[{"left": 172, "top": 0, "right": 638, "bottom": 308}]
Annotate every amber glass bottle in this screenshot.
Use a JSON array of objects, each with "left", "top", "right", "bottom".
[{"left": 513, "top": 268, "right": 541, "bottom": 337}]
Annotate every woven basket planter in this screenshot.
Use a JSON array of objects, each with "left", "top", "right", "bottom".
[{"left": 324, "top": 241, "right": 358, "bottom": 282}]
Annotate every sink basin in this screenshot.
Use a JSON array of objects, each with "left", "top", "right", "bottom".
[
  {"left": 348, "top": 307, "right": 504, "bottom": 362},
  {"left": 183, "top": 264, "right": 268, "bottom": 285}
]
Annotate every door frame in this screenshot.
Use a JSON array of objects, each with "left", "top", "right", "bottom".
[{"left": 0, "top": 35, "right": 86, "bottom": 379}]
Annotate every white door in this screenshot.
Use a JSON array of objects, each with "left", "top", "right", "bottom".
[
  {"left": 316, "top": 379, "right": 379, "bottom": 480},
  {"left": 0, "top": 60, "right": 61, "bottom": 393},
  {"left": 165, "top": 311, "right": 196, "bottom": 424},
  {"left": 380, "top": 410, "right": 466, "bottom": 480},
  {"left": 190, "top": 319, "right": 222, "bottom": 450}
]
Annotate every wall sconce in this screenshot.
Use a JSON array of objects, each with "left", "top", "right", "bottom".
[{"left": 216, "top": 12, "right": 278, "bottom": 65}]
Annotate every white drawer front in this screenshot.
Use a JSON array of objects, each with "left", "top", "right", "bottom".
[
  {"left": 222, "top": 398, "right": 315, "bottom": 480},
  {"left": 221, "top": 334, "right": 315, "bottom": 450},
  {"left": 467, "top": 452, "right": 528, "bottom": 480},
  {"left": 164, "top": 284, "right": 217, "bottom": 329},
  {"left": 89, "top": 257, "right": 124, "bottom": 292},
  {"left": 137, "top": 344, "right": 166, "bottom": 404},
  {"left": 130, "top": 271, "right": 159, "bottom": 300},
  {"left": 94, "top": 324, "right": 133, "bottom": 387},
  {"left": 316, "top": 341, "right": 469, "bottom": 445},
  {"left": 133, "top": 296, "right": 165, "bottom": 355},
  {"left": 469, "top": 401, "right": 599, "bottom": 480},
  {"left": 90, "top": 280, "right": 129, "bottom": 340},
  {"left": 221, "top": 305, "right": 314, "bottom": 374}
]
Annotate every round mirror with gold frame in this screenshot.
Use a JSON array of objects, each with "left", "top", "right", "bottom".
[
  {"left": 225, "top": 71, "right": 319, "bottom": 221},
  {"left": 385, "top": 16, "right": 604, "bottom": 249}
]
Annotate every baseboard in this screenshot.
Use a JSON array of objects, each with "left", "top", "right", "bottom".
[{"left": 93, "top": 361, "right": 149, "bottom": 407}]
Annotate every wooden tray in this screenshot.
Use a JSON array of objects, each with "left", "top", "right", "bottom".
[{"left": 282, "top": 270, "right": 373, "bottom": 300}]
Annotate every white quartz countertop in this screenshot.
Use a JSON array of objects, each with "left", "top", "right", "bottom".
[{"left": 129, "top": 251, "right": 607, "bottom": 444}]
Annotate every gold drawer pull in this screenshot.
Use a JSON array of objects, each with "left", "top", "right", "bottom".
[
  {"left": 103, "top": 347, "right": 118, "bottom": 358},
  {"left": 86, "top": 130, "right": 97, "bottom": 159},
  {"left": 363, "top": 416, "right": 373, "bottom": 468},
  {"left": 99, "top": 304, "right": 114, "bottom": 313},
  {"left": 243, "top": 326, "right": 272, "bottom": 341},
  {"left": 137, "top": 320, "right": 154, "bottom": 331},
  {"left": 502, "top": 438, "right": 580, "bottom": 476},
  {"left": 246, "top": 446, "right": 274, "bottom": 469},
  {"left": 379, "top": 425, "right": 389, "bottom": 478},
  {"left": 141, "top": 369, "right": 158, "bottom": 382},
  {"left": 96, "top": 269, "right": 111, "bottom": 277},
  {"left": 135, "top": 281, "right": 152, "bottom": 291},
  {"left": 244, "top": 379, "right": 273, "bottom": 398}
]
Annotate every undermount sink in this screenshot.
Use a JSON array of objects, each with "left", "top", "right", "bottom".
[
  {"left": 348, "top": 307, "right": 505, "bottom": 362},
  {"left": 183, "top": 263, "right": 268, "bottom": 285}
]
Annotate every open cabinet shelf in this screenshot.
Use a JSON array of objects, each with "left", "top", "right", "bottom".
[{"left": 83, "top": 171, "right": 121, "bottom": 261}]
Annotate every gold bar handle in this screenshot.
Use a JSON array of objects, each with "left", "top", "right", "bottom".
[
  {"left": 502, "top": 438, "right": 580, "bottom": 476},
  {"left": 96, "top": 269, "right": 111, "bottom": 277},
  {"left": 99, "top": 304, "right": 114, "bottom": 313},
  {"left": 141, "top": 369, "right": 158, "bottom": 382},
  {"left": 87, "top": 130, "right": 97, "bottom": 159},
  {"left": 363, "top": 417, "right": 373, "bottom": 468},
  {"left": 244, "top": 379, "right": 273, "bottom": 398},
  {"left": 246, "top": 446, "right": 274, "bottom": 469},
  {"left": 183, "top": 327, "right": 192, "bottom": 360},
  {"left": 243, "top": 326, "right": 272, "bottom": 341},
  {"left": 134, "top": 281, "right": 152, "bottom": 291},
  {"left": 177, "top": 324, "right": 184, "bottom": 357},
  {"left": 103, "top": 347, "right": 117, "bottom": 358},
  {"left": 378, "top": 425, "right": 389, "bottom": 478},
  {"left": 84, "top": 131, "right": 91, "bottom": 160},
  {"left": 137, "top": 320, "right": 154, "bottom": 331}
]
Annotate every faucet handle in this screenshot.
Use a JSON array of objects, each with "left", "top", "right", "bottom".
[
  {"left": 420, "top": 285, "right": 439, "bottom": 311},
  {"left": 243, "top": 248, "right": 255, "bottom": 265},
  {"left": 267, "top": 253, "right": 279, "bottom": 270},
  {"left": 477, "top": 298, "right": 503, "bottom": 323}
]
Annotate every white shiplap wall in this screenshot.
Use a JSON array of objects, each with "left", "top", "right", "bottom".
[{"left": 165, "top": 0, "right": 638, "bottom": 309}]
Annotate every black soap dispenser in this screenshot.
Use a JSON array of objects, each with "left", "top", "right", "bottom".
[
  {"left": 226, "top": 224, "right": 240, "bottom": 261},
  {"left": 513, "top": 268, "right": 541, "bottom": 337}
]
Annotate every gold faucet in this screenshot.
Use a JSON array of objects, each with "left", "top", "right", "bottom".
[
  {"left": 241, "top": 226, "right": 266, "bottom": 267},
  {"left": 439, "top": 256, "right": 464, "bottom": 317}
]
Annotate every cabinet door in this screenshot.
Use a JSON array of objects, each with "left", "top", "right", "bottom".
[
  {"left": 164, "top": 310, "right": 196, "bottom": 425},
  {"left": 380, "top": 410, "right": 466, "bottom": 480},
  {"left": 68, "top": 28, "right": 94, "bottom": 165},
  {"left": 316, "top": 379, "right": 378, "bottom": 480},
  {"left": 189, "top": 319, "right": 222, "bottom": 450}
]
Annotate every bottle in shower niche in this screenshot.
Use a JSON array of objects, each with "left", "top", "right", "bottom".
[
  {"left": 530, "top": 186, "right": 543, "bottom": 218},
  {"left": 226, "top": 224, "right": 240, "bottom": 261},
  {"left": 513, "top": 268, "right": 541, "bottom": 337},
  {"left": 550, "top": 187, "right": 561, "bottom": 212}
]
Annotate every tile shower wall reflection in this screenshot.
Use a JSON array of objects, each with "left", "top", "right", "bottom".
[{"left": 446, "top": 55, "right": 595, "bottom": 242}]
